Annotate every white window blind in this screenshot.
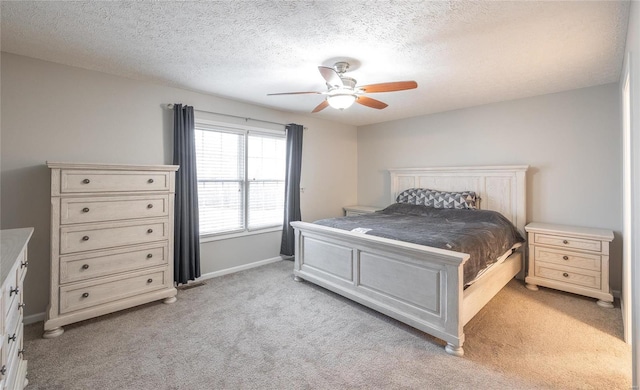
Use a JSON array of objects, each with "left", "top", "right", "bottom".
[
  {"left": 247, "top": 134, "right": 285, "bottom": 229},
  {"left": 194, "top": 124, "right": 285, "bottom": 236}
]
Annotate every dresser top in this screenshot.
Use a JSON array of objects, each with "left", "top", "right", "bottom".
[
  {"left": 1, "top": 228, "right": 33, "bottom": 283},
  {"left": 47, "top": 162, "right": 179, "bottom": 171},
  {"left": 525, "top": 222, "right": 613, "bottom": 241}
]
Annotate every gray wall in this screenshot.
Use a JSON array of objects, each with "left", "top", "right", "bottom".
[
  {"left": 357, "top": 84, "right": 623, "bottom": 291},
  {"left": 0, "top": 53, "right": 358, "bottom": 317}
]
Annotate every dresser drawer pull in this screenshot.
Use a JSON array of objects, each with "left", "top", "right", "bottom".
[
  {"left": 21, "top": 260, "right": 28, "bottom": 268},
  {"left": 147, "top": 229, "right": 153, "bottom": 234},
  {"left": 18, "top": 349, "right": 25, "bottom": 357},
  {"left": 82, "top": 292, "right": 90, "bottom": 298},
  {"left": 147, "top": 253, "right": 153, "bottom": 259},
  {"left": 82, "top": 207, "right": 90, "bottom": 213},
  {"left": 147, "top": 204, "right": 154, "bottom": 209},
  {"left": 18, "top": 303, "right": 26, "bottom": 310},
  {"left": 147, "top": 278, "right": 153, "bottom": 283},
  {"left": 0, "top": 365, "right": 6, "bottom": 376},
  {"left": 563, "top": 240, "right": 569, "bottom": 244},
  {"left": 9, "top": 287, "right": 19, "bottom": 296},
  {"left": 8, "top": 334, "right": 16, "bottom": 343},
  {"left": 83, "top": 179, "right": 91, "bottom": 184},
  {"left": 82, "top": 236, "right": 90, "bottom": 241},
  {"left": 562, "top": 255, "right": 569, "bottom": 260},
  {"left": 82, "top": 264, "right": 90, "bottom": 270},
  {"left": 148, "top": 178, "right": 154, "bottom": 183},
  {"left": 563, "top": 272, "right": 569, "bottom": 278}
]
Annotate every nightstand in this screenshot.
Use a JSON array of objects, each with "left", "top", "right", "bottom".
[
  {"left": 343, "top": 205, "right": 383, "bottom": 216},
  {"left": 525, "top": 222, "right": 614, "bottom": 308}
]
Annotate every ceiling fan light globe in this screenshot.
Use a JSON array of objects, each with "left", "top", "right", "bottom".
[{"left": 327, "top": 94, "right": 356, "bottom": 110}]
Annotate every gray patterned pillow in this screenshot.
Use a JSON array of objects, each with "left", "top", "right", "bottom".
[{"left": 395, "top": 188, "right": 477, "bottom": 209}]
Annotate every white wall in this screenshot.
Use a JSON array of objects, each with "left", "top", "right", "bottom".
[
  {"left": 0, "top": 53, "right": 358, "bottom": 317},
  {"left": 357, "top": 84, "right": 622, "bottom": 291},
  {"left": 622, "top": 0, "right": 640, "bottom": 385}
]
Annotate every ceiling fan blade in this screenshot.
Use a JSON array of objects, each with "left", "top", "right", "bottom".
[
  {"left": 267, "top": 91, "right": 323, "bottom": 96},
  {"left": 356, "top": 96, "right": 388, "bottom": 110},
  {"left": 311, "top": 100, "right": 329, "bottom": 113},
  {"left": 318, "top": 66, "right": 343, "bottom": 88},
  {"left": 359, "top": 81, "right": 418, "bottom": 93}
]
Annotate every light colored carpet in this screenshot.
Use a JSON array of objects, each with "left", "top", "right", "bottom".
[{"left": 24, "top": 260, "right": 630, "bottom": 389}]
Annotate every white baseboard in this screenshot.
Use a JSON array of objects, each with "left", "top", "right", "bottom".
[
  {"left": 23, "top": 256, "right": 285, "bottom": 326},
  {"left": 196, "top": 256, "right": 284, "bottom": 282},
  {"left": 24, "top": 312, "right": 46, "bottom": 325}
]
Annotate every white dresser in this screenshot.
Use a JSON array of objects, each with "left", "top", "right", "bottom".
[
  {"left": 44, "top": 162, "right": 179, "bottom": 338},
  {"left": 1, "top": 228, "right": 32, "bottom": 389},
  {"left": 525, "top": 222, "right": 614, "bottom": 308}
]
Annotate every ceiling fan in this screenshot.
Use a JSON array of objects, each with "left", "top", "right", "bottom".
[{"left": 267, "top": 61, "right": 418, "bottom": 113}]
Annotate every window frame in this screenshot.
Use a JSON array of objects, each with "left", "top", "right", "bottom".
[{"left": 194, "top": 119, "right": 286, "bottom": 242}]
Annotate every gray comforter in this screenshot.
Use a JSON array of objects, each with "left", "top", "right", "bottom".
[{"left": 314, "top": 203, "right": 525, "bottom": 285}]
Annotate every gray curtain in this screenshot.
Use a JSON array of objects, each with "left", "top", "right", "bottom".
[
  {"left": 280, "top": 123, "right": 304, "bottom": 257},
  {"left": 173, "top": 104, "right": 201, "bottom": 283}
]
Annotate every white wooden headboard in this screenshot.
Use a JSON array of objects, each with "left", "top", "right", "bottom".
[{"left": 389, "top": 166, "right": 528, "bottom": 234}]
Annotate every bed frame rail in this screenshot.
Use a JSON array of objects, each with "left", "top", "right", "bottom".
[{"left": 292, "top": 221, "right": 470, "bottom": 352}]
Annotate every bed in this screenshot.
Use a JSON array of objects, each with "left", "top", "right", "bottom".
[{"left": 291, "top": 166, "right": 528, "bottom": 356}]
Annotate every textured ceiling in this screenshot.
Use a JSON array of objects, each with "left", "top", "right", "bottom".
[{"left": 0, "top": 1, "right": 630, "bottom": 126}]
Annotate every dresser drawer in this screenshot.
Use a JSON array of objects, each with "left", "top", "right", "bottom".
[
  {"left": 60, "top": 218, "right": 169, "bottom": 254},
  {"left": 60, "top": 195, "right": 169, "bottom": 224},
  {"left": 60, "top": 243, "right": 169, "bottom": 284},
  {"left": 5, "top": 290, "right": 22, "bottom": 335},
  {"left": 3, "top": 323, "right": 22, "bottom": 390},
  {"left": 533, "top": 233, "right": 601, "bottom": 252},
  {"left": 535, "top": 262, "right": 600, "bottom": 289},
  {"left": 60, "top": 169, "right": 171, "bottom": 193},
  {"left": 59, "top": 269, "right": 168, "bottom": 314},
  {"left": 533, "top": 246, "right": 601, "bottom": 272},
  {"left": 2, "top": 264, "right": 20, "bottom": 319}
]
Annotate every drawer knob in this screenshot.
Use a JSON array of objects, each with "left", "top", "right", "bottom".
[
  {"left": 21, "top": 261, "right": 28, "bottom": 268},
  {"left": 82, "top": 264, "right": 90, "bottom": 270},
  {"left": 82, "top": 236, "right": 90, "bottom": 241},
  {"left": 147, "top": 228, "right": 153, "bottom": 234},
  {"left": 563, "top": 240, "right": 569, "bottom": 244},
  {"left": 147, "top": 278, "right": 153, "bottom": 283},
  {"left": 8, "top": 334, "right": 16, "bottom": 343},
  {"left": 83, "top": 178, "right": 91, "bottom": 184},
  {"left": 9, "top": 287, "right": 19, "bottom": 296},
  {"left": 562, "top": 255, "right": 569, "bottom": 261},
  {"left": 18, "top": 349, "right": 25, "bottom": 357},
  {"left": 148, "top": 178, "right": 154, "bottom": 183},
  {"left": 18, "top": 303, "right": 26, "bottom": 310},
  {"left": 82, "top": 292, "right": 90, "bottom": 298},
  {"left": 82, "top": 207, "right": 90, "bottom": 213},
  {"left": 563, "top": 272, "right": 569, "bottom": 278},
  {"left": 147, "top": 204, "right": 154, "bottom": 209},
  {"left": 1, "top": 365, "right": 6, "bottom": 376},
  {"left": 147, "top": 253, "right": 153, "bottom": 259}
]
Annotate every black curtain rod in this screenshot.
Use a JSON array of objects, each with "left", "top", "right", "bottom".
[{"left": 166, "top": 104, "right": 304, "bottom": 128}]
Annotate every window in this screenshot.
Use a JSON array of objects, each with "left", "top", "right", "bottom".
[{"left": 194, "top": 123, "right": 285, "bottom": 237}]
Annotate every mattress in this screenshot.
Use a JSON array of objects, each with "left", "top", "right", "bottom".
[{"left": 314, "top": 203, "right": 525, "bottom": 285}]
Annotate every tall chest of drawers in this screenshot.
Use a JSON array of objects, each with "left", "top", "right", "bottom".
[
  {"left": 44, "top": 163, "right": 179, "bottom": 338},
  {"left": 1, "top": 228, "right": 32, "bottom": 390}
]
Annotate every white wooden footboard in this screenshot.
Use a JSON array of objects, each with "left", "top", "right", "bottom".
[{"left": 292, "top": 221, "right": 470, "bottom": 355}]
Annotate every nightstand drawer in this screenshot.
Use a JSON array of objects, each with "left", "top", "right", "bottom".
[
  {"left": 534, "top": 233, "right": 601, "bottom": 252},
  {"left": 533, "top": 246, "right": 601, "bottom": 271},
  {"left": 535, "top": 262, "right": 600, "bottom": 289}
]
